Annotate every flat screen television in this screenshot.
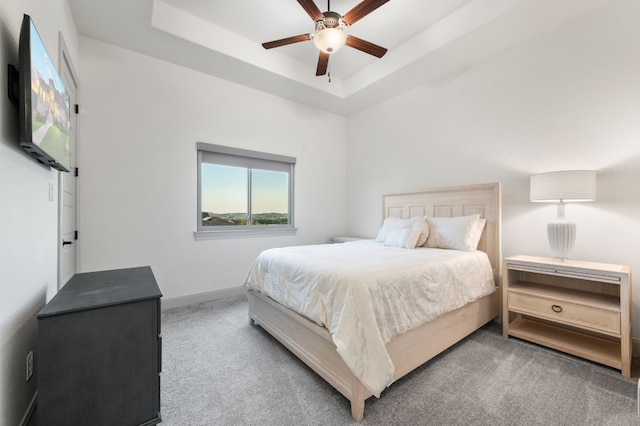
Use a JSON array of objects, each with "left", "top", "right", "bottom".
[{"left": 18, "top": 14, "right": 71, "bottom": 172}]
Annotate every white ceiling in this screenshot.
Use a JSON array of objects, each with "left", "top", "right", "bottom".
[{"left": 66, "top": 0, "right": 613, "bottom": 116}]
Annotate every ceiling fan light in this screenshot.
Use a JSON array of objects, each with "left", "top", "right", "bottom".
[{"left": 313, "top": 28, "right": 346, "bottom": 53}]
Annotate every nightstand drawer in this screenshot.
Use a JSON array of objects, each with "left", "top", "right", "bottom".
[{"left": 509, "top": 289, "right": 620, "bottom": 336}]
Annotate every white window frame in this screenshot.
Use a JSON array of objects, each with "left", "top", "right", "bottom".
[{"left": 195, "top": 142, "right": 296, "bottom": 240}]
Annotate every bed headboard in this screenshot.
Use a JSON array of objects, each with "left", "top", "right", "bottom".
[{"left": 382, "top": 182, "right": 502, "bottom": 283}]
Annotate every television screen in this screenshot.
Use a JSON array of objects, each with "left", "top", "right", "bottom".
[{"left": 19, "top": 14, "right": 71, "bottom": 172}]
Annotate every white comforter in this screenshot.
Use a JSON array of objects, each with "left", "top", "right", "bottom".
[{"left": 244, "top": 240, "right": 495, "bottom": 396}]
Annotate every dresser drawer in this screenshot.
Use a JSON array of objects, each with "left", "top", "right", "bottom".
[{"left": 508, "top": 286, "right": 620, "bottom": 336}]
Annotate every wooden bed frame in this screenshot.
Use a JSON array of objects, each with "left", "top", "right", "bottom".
[{"left": 247, "top": 182, "right": 502, "bottom": 421}]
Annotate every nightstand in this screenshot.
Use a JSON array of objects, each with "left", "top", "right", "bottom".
[
  {"left": 502, "top": 255, "right": 632, "bottom": 378},
  {"left": 329, "top": 236, "right": 368, "bottom": 244}
]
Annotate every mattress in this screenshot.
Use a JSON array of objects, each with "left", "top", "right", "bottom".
[{"left": 244, "top": 240, "right": 496, "bottom": 396}]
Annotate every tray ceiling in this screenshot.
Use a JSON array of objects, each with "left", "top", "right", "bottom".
[{"left": 67, "top": 0, "right": 613, "bottom": 116}]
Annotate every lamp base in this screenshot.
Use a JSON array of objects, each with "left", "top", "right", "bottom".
[{"left": 547, "top": 222, "right": 576, "bottom": 261}]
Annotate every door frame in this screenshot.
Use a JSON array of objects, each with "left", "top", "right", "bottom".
[{"left": 57, "top": 32, "right": 80, "bottom": 290}]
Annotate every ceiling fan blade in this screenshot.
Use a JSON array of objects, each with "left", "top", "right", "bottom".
[
  {"left": 345, "top": 35, "right": 387, "bottom": 58},
  {"left": 342, "top": 0, "right": 390, "bottom": 26},
  {"left": 297, "top": 0, "right": 323, "bottom": 21},
  {"left": 262, "top": 34, "right": 312, "bottom": 49},
  {"left": 316, "top": 51, "right": 329, "bottom": 76}
]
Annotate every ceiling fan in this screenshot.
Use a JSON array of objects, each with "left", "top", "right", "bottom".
[{"left": 262, "top": 0, "right": 390, "bottom": 77}]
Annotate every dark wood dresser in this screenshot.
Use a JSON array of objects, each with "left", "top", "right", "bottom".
[{"left": 37, "top": 266, "right": 162, "bottom": 426}]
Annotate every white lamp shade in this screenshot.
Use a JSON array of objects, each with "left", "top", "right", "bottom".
[
  {"left": 530, "top": 170, "right": 596, "bottom": 203},
  {"left": 313, "top": 28, "right": 347, "bottom": 53}
]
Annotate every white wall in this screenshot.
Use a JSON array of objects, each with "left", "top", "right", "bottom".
[
  {"left": 346, "top": 0, "right": 640, "bottom": 335},
  {"left": 77, "top": 38, "right": 347, "bottom": 300},
  {"left": 0, "top": 0, "right": 78, "bottom": 424}
]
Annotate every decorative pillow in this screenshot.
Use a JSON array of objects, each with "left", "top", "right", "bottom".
[
  {"left": 424, "top": 214, "right": 483, "bottom": 251},
  {"left": 383, "top": 227, "right": 422, "bottom": 249},
  {"left": 376, "top": 216, "right": 429, "bottom": 246},
  {"left": 407, "top": 216, "right": 429, "bottom": 246},
  {"left": 470, "top": 218, "right": 487, "bottom": 250}
]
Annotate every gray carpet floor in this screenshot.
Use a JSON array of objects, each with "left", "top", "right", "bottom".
[{"left": 160, "top": 295, "right": 639, "bottom": 425}]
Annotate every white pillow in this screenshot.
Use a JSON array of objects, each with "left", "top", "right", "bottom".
[
  {"left": 375, "top": 217, "right": 404, "bottom": 242},
  {"left": 424, "top": 214, "right": 483, "bottom": 251},
  {"left": 383, "top": 227, "right": 422, "bottom": 249},
  {"left": 376, "top": 216, "right": 429, "bottom": 246}
]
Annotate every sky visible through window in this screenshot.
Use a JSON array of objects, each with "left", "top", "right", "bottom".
[{"left": 201, "top": 164, "right": 288, "bottom": 214}]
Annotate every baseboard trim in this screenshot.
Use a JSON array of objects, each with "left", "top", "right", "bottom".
[
  {"left": 19, "top": 391, "right": 37, "bottom": 426},
  {"left": 161, "top": 286, "right": 245, "bottom": 311}
]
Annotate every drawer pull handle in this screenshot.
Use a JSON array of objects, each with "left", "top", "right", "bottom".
[{"left": 551, "top": 304, "right": 563, "bottom": 313}]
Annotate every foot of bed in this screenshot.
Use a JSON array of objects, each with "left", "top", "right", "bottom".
[
  {"left": 350, "top": 377, "right": 366, "bottom": 421},
  {"left": 248, "top": 316, "right": 256, "bottom": 326},
  {"left": 351, "top": 399, "right": 364, "bottom": 422}
]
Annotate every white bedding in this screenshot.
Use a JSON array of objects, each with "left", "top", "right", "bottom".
[{"left": 244, "top": 240, "right": 496, "bottom": 397}]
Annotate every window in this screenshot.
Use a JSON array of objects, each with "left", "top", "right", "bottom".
[{"left": 196, "top": 143, "right": 296, "bottom": 239}]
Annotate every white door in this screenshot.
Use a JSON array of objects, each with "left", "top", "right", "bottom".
[{"left": 58, "top": 37, "right": 79, "bottom": 289}]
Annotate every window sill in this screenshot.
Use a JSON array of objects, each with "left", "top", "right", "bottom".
[{"left": 194, "top": 227, "right": 297, "bottom": 240}]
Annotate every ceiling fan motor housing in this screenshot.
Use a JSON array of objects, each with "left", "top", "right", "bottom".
[
  {"left": 316, "top": 11, "right": 344, "bottom": 31},
  {"left": 314, "top": 11, "right": 347, "bottom": 53}
]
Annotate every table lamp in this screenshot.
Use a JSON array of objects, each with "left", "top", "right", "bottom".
[{"left": 530, "top": 170, "right": 596, "bottom": 260}]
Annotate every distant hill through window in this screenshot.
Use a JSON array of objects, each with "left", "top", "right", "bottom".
[{"left": 202, "top": 212, "right": 288, "bottom": 226}]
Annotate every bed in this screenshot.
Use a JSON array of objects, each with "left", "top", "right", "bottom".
[{"left": 245, "top": 182, "right": 502, "bottom": 421}]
